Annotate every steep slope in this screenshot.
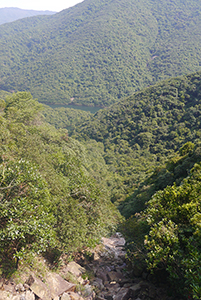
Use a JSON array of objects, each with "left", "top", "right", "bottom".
[
  {"left": 0, "top": 0, "right": 201, "bottom": 106},
  {"left": 71, "top": 71, "right": 201, "bottom": 201},
  {"left": 0, "top": 7, "right": 55, "bottom": 25},
  {"left": 0, "top": 91, "right": 121, "bottom": 274},
  {"left": 120, "top": 142, "right": 201, "bottom": 299}
]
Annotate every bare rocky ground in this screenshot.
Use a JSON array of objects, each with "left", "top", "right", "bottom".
[{"left": 0, "top": 233, "right": 181, "bottom": 300}]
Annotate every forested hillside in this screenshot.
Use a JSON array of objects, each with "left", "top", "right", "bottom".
[
  {"left": 120, "top": 143, "right": 201, "bottom": 299},
  {"left": 0, "top": 0, "right": 201, "bottom": 106},
  {"left": 67, "top": 71, "right": 201, "bottom": 203},
  {"left": 0, "top": 7, "right": 55, "bottom": 25},
  {"left": 0, "top": 92, "right": 121, "bottom": 276}
]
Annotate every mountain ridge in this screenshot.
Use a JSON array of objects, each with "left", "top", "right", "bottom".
[{"left": 0, "top": 7, "right": 55, "bottom": 25}]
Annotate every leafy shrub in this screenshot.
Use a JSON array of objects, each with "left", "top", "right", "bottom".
[
  {"left": 144, "top": 163, "right": 201, "bottom": 298},
  {"left": 0, "top": 158, "right": 56, "bottom": 270}
]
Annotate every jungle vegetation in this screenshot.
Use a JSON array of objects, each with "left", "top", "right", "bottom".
[
  {"left": 0, "top": 91, "right": 121, "bottom": 276},
  {"left": 0, "top": 0, "right": 201, "bottom": 106}
]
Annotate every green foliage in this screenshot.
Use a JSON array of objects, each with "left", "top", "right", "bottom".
[
  {"left": 114, "top": 143, "right": 201, "bottom": 299},
  {"left": 0, "top": 92, "right": 121, "bottom": 274},
  {"left": 144, "top": 163, "right": 201, "bottom": 298},
  {"left": 0, "top": 158, "right": 56, "bottom": 269},
  {"left": 179, "top": 141, "right": 195, "bottom": 156},
  {"left": 0, "top": 0, "right": 201, "bottom": 106},
  {"left": 42, "top": 105, "right": 91, "bottom": 132}
]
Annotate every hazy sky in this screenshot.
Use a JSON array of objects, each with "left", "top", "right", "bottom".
[{"left": 0, "top": 0, "right": 84, "bottom": 12}]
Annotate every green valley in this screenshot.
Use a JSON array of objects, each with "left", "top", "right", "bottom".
[{"left": 1, "top": 0, "right": 201, "bottom": 298}]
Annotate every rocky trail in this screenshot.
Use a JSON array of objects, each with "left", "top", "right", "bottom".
[{"left": 0, "top": 234, "right": 175, "bottom": 300}]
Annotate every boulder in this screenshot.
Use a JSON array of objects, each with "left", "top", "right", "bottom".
[
  {"left": 27, "top": 275, "right": 52, "bottom": 300},
  {"left": 46, "top": 272, "right": 76, "bottom": 297},
  {"left": 64, "top": 262, "right": 85, "bottom": 278},
  {"left": 128, "top": 283, "right": 141, "bottom": 298},
  {"left": 92, "top": 278, "right": 104, "bottom": 291},
  {"left": 27, "top": 273, "right": 75, "bottom": 300},
  {"left": 113, "top": 287, "right": 130, "bottom": 300},
  {"left": 60, "top": 293, "right": 71, "bottom": 300},
  {"left": 25, "top": 290, "right": 35, "bottom": 300},
  {"left": 68, "top": 291, "right": 84, "bottom": 300},
  {"left": 95, "top": 270, "right": 108, "bottom": 282},
  {"left": 107, "top": 271, "right": 123, "bottom": 282},
  {"left": 15, "top": 283, "right": 25, "bottom": 292}
]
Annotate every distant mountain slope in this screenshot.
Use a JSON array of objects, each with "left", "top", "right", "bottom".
[
  {"left": 0, "top": 0, "right": 201, "bottom": 106},
  {"left": 0, "top": 7, "right": 55, "bottom": 25},
  {"left": 76, "top": 71, "right": 201, "bottom": 153}
]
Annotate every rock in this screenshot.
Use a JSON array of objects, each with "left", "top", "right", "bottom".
[
  {"left": 82, "top": 284, "right": 93, "bottom": 297},
  {"left": 23, "top": 283, "right": 30, "bottom": 290},
  {"left": 27, "top": 275, "right": 52, "bottom": 300},
  {"left": 104, "top": 296, "right": 113, "bottom": 300},
  {"left": 128, "top": 283, "right": 141, "bottom": 298},
  {"left": 113, "top": 287, "right": 130, "bottom": 300},
  {"left": 107, "top": 271, "right": 123, "bottom": 282},
  {"left": 64, "top": 262, "right": 86, "bottom": 278},
  {"left": 68, "top": 291, "right": 84, "bottom": 300},
  {"left": 11, "top": 295, "right": 21, "bottom": 300},
  {"left": 96, "top": 297, "right": 106, "bottom": 300},
  {"left": 77, "top": 276, "right": 85, "bottom": 285},
  {"left": 92, "top": 278, "right": 104, "bottom": 291},
  {"left": 3, "top": 282, "right": 16, "bottom": 294},
  {"left": 46, "top": 272, "right": 76, "bottom": 297},
  {"left": 0, "top": 291, "right": 13, "bottom": 300},
  {"left": 15, "top": 283, "right": 25, "bottom": 292},
  {"left": 25, "top": 290, "right": 35, "bottom": 300},
  {"left": 95, "top": 270, "right": 108, "bottom": 282},
  {"left": 92, "top": 252, "right": 100, "bottom": 261},
  {"left": 0, "top": 278, "right": 4, "bottom": 289},
  {"left": 61, "top": 292, "right": 71, "bottom": 300},
  {"left": 149, "top": 285, "right": 157, "bottom": 298},
  {"left": 85, "top": 290, "right": 96, "bottom": 300}
]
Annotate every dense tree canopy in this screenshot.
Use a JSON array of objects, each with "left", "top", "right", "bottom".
[
  {"left": 0, "top": 0, "right": 201, "bottom": 106},
  {"left": 0, "top": 92, "right": 121, "bottom": 273}
]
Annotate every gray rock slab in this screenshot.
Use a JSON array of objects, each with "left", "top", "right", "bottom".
[
  {"left": 107, "top": 271, "right": 123, "bottom": 282},
  {"left": 113, "top": 287, "right": 130, "bottom": 300},
  {"left": 60, "top": 292, "right": 71, "bottom": 300},
  {"left": 64, "top": 262, "right": 85, "bottom": 277},
  {"left": 128, "top": 283, "right": 141, "bottom": 298},
  {"left": 25, "top": 290, "right": 35, "bottom": 300},
  {"left": 27, "top": 275, "right": 52, "bottom": 300},
  {"left": 68, "top": 291, "right": 84, "bottom": 300},
  {"left": 95, "top": 270, "right": 108, "bottom": 282},
  {"left": 46, "top": 272, "right": 76, "bottom": 297}
]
